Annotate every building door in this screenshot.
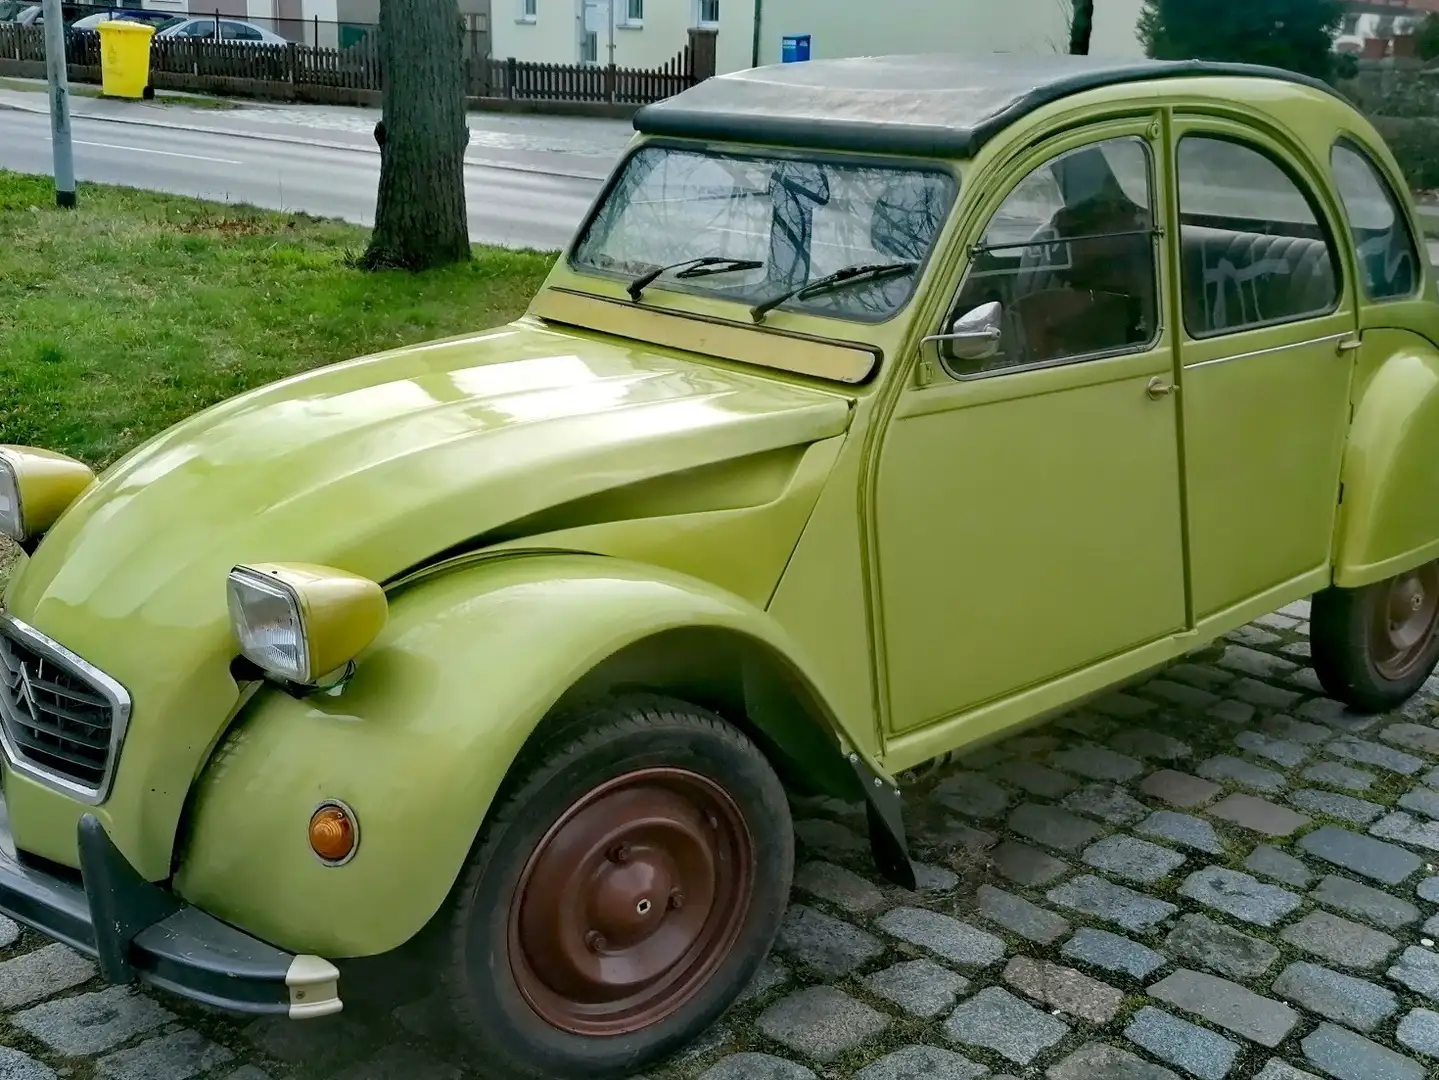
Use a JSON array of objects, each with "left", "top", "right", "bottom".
[{"left": 580, "top": 0, "right": 609, "bottom": 64}]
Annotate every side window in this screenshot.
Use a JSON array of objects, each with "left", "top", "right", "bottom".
[
  {"left": 221, "top": 21, "right": 259, "bottom": 39},
  {"left": 945, "top": 136, "right": 1157, "bottom": 376},
  {"left": 1177, "top": 136, "right": 1340, "bottom": 337},
  {"left": 1331, "top": 140, "right": 1419, "bottom": 301}
]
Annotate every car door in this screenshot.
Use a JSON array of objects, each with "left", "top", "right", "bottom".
[
  {"left": 1169, "top": 120, "right": 1357, "bottom": 622},
  {"left": 875, "top": 120, "right": 1188, "bottom": 735}
]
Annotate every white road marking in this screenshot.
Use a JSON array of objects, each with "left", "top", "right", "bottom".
[{"left": 75, "top": 140, "right": 241, "bottom": 165}]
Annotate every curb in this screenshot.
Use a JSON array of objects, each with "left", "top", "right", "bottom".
[{"left": 0, "top": 97, "right": 611, "bottom": 183}]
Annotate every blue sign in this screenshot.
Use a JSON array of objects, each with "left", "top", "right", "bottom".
[{"left": 781, "top": 33, "right": 811, "bottom": 63}]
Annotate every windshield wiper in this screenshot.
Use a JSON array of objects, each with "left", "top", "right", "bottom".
[
  {"left": 750, "top": 261, "right": 919, "bottom": 322},
  {"left": 626, "top": 256, "right": 764, "bottom": 302}
]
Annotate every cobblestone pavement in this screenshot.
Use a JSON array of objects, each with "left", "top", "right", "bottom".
[{"left": 3, "top": 602, "right": 1439, "bottom": 1079}]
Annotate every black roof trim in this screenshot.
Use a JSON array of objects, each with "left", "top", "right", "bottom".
[{"left": 633, "top": 56, "right": 1347, "bottom": 159}]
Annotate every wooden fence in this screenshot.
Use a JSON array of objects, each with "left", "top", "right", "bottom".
[
  {"left": 489, "top": 43, "right": 697, "bottom": 104},
  {"left": 0, "top": 23, "right": 713, "bottom": 107}
]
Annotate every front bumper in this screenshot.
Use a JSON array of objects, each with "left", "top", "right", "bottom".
[{"left": 0, "top": 813, "right": 340, "bottom": 1018}]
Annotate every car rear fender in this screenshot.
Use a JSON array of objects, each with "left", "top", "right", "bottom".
[
  {"left": 1334, "top": 332, "right": 1439, "bottom": 588},
  {"left": 172, "top": 552, "right": 910, "bottom": 959}
]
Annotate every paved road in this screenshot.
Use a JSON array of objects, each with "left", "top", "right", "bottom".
[
  {"left": 0, "top": 604, "right": 1438, "bottom": 1080},
  {"left": 4, "top": 96, "right": 1439, "bottom": 266},
  {"left": 0, "top": 104, "right": 607, "bottom": 250}
]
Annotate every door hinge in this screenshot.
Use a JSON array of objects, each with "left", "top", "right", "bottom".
[{"left": 1338, "top": 482, "right": 1345, "bottom": 505}]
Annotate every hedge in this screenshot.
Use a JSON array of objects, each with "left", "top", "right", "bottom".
[{"left": 1370, "top": 116, "right": 1439, "bottom": 193}]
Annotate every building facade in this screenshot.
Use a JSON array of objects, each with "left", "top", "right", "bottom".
[
  {"left": 489, "top": 0, "right": 1149, "bottom": 74},
  {"left": 1336, "top": 0, "right": 1439, "bottom": 58}
]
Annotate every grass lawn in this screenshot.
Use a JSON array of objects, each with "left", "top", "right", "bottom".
[
  {"left": 0, "top": 76, "right": 233, "bottom": 109},
  {"left": 0, "top": 170, "right": 556, "bottom": 585}
]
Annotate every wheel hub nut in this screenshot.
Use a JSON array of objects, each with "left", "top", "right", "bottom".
[
  {"left": 669, "top": 890, "right": 686, "bottom": 910},
  {"left": 609, "top": 843, "right": 631, "bottom": 863},
  {"left": 585, "top": 930, "right": 607, "bottom": 953}
]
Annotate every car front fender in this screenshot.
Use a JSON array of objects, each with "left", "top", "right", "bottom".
[
  {"left": 1335, "top": 334, "right": 1439, "bottom": 589},
  {"left": 172, "top": 552, "right": 888, "bottom": 958}
]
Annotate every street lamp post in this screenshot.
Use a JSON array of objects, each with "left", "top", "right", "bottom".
[{"left": 42, "top": 0, "right": 76, "bottom": 208}]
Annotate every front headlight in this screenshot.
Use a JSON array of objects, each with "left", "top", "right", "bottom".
[
  {"left": 227, "top": 563, "right": 387, "bottom": 685},
  {"left": 0, "top": 446, "right": 95, "bottom": 544}
]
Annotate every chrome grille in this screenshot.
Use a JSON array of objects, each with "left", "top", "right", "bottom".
[{"left": 0, "top": 617, "right": 128, "bottom": 801}]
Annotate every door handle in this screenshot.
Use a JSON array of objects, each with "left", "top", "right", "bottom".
[
  {"left": 1337, "top": 336, "right": 1362, "bottom": 356},
  {"left": 1146, "top": 376, "right": 1175, "bottom": 400}
]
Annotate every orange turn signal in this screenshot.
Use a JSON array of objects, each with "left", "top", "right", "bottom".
[{"left": 309, "top": 802, "right": 358, "bottom": 865}]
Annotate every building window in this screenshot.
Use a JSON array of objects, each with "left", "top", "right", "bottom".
[
  {"left": 518, "top": 0, "right": 536, "bottom": 22},
  {"left": 625, "top": 0, "right": 643, "bottom": 23},
  {"left": 697, "top": 0, "right": 718, "bottom": 26}
]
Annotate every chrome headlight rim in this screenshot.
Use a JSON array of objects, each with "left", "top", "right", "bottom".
[
  {"left": 226, "top": 566, "right": 312, "bottom": 685},
  {"left": 0, "top": 452, "right": 25, "bottom": 544}
]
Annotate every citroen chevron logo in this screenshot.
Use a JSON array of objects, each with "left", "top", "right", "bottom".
[{"left": 12, "top": 661, "right": 39, "bottom": 724}]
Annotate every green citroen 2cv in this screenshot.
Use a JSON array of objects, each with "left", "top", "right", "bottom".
[{"left": 3, "top": 53, "right": 1439, "bottom": 1078}]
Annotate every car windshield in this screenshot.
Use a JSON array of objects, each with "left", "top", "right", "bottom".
[{"left": 571, "top": 145, "right": 958, "bottom": 323}]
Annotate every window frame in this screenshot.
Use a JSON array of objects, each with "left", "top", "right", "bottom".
[
  {"left": 1174, "top": 132, "right": 1345, "bottom": 341},
  {"left": 939, "top": 132, "right": 1164, "bottom": 383},
  {"left": 623, "top": 0, "right": 643, "bottom": 24},
  {"left": 1329, "top": 136, "right": 1422, "bottom": 304},
  {"left": 696, "top": 0, "right": 719, "bottom": 27},
  {"left": 517, "top": 0, "right": 536, "bottom": 22}
]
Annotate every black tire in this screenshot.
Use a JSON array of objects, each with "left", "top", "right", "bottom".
[
  {"left": 441, "top": 695, "right": 793, "bottom": 1080},
  {"left": 1311, "top": 559, "right": 1439, "bottom": 713}
]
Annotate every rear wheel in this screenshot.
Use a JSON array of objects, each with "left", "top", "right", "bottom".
[
  {"left": 1311, "top": 559, "right": 1439, "bottom": 713},
  {"left": 442, "top": 696, "right": 793, "bottom": 1080}
]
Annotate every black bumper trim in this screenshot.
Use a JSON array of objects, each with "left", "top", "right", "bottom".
[{"left": 0, "top": 813, "right": 338, "bottom": 1016}]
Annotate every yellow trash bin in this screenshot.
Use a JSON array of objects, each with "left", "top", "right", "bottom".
[{"left": 97, "top": 20, "right": 156, "bottom": 101}]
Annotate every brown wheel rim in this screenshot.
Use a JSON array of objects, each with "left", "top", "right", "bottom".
[
  {"left": 507, "top": 767, "right": 754, "bottom": 1037},
  {"left": 1371, "top": 561, "right": 1439, "bottom": 681}
]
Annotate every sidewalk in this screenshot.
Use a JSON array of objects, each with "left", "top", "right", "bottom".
[{"left": 0, "top": 81, "right": 632, "bottom": 181}]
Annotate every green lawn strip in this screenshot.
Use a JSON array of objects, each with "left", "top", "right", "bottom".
[
  {"left": 0, "top": 170, "right": 555, "bottom": 465},
  {"left": 0, "top": 170, "right": 555, "bottom": 588},
  {"left": 0, "top": 75, "right": 233, "bottom": 109}
]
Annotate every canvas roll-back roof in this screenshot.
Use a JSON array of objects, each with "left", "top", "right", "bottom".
[{"left": 633, "top": 54, "right": 1343, "bottom": 158}]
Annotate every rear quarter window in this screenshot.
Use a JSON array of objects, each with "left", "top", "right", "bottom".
[{"left": 1331, "top": 139, "right": 1420, "bottom": 301}]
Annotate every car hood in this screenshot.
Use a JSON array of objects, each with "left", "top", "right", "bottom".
[{"left": 10, "top": 317, "right": 851, "bottom": 638}]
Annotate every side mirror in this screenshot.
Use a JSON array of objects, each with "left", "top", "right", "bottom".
[{"left": 922, "top": 301, "right": 1003, "bottom": 371}]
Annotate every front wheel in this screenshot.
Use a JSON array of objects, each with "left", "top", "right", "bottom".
[
  {"left": 442, "top": 696, "right": 794, "bottom": 1080},
  {"left": 1311, "top": 559, "right": 1439, "bottom": 713}
]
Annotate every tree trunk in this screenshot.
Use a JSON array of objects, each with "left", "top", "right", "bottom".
[
  {"left": 362, "top": 0, "right": 470, "bottom": 271},
  {"left": 1070, "top": 0, "right": 1095, "bottom": 53}
]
